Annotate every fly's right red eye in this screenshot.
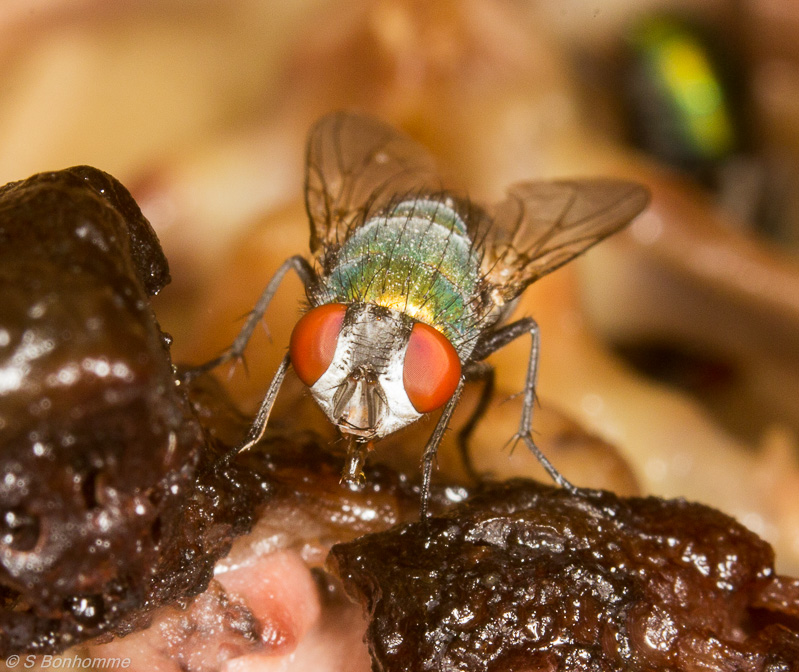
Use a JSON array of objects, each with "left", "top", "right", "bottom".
[
  {"left": 289, "top": 303, "right": 347, "bottom": 386},
  {"left": 403, "top": 321, "right": 461, "bottom": 413}
]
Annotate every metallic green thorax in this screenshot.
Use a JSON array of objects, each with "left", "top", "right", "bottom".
[{"left": 316, "top": 198, "right": 483, "bottom": 357}]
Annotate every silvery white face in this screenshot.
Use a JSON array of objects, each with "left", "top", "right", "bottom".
[{"left": 309, "top": 303, "right": 422, "bottom": 440}]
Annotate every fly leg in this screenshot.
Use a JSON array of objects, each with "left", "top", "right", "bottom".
[
  {"left": 457, "top": 361, "right": 495, "bottom": 484},
  {"left": 181, "top": 255, "right": 315, "bottom": 382},
  {"left": 420, "top": 378, "right": 465, "bottom": 520},
  {"left": 215, "top": 353, "right": 291, "bottom": 468},
  {"left": 472, "top": 318, "right": 576, "bottom": 492}
]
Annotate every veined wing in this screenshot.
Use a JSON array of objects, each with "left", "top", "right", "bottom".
[
  {"left": 479, "top": 179, "right": 649, "bottom": 304},
  {"left": 304, "top": 111, "right": 442, "bottom": 255}
]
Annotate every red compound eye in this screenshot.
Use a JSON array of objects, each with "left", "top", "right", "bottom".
[
  {"left": 290, "top": 303, "right": 347, "bottom": 386},
  {"left": 403, "top": 322, "right": 461, "bottom": 413}
]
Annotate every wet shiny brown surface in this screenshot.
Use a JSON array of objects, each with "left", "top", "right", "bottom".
[
  {"left": 330, "top": 480, "right": 799, "bottom": 671},
  {"left": 0, "top": 167, "right": 269, "bottom": 655}
]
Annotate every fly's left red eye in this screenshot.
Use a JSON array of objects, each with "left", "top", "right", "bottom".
[
  {"left": 403, "top": 322, "right": 461, "bottom": 413},
  {"left": 289, "top": 303, "right": 347, "bottom": 386}
]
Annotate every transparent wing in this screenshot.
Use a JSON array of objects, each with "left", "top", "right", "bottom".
[
  {"left": 304, "top": 111, "right": 442, "bottom": 255},
  {"left": 479, "top": 179, "right": 650, "bottom": 303}
]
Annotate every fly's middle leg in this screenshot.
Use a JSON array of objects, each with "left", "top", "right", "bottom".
[
  {"left": 472, "top": 318, "right": 575, "bottom": 492},
  {"left": 181, "top": 255, "right": 315, "bottom": 383}
]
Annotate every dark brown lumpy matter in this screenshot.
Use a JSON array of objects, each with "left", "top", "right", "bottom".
[
  {"left": 329, "top": 480, "right": 799, "bottom": 671},
  {"left": 0, "top": 167, "right": 269, "bottom": 655}
]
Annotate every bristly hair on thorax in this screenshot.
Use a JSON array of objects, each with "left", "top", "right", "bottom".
[{"left": 307, "top": 188, "right": 504, "bottom": 359}]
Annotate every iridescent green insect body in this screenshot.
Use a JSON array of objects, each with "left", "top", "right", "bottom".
[
  {"left": 190, "top": 112, "right": 649, "bottom": 518},
  {"left": 314, "top": 198, "right": 483, "bottom": 358}
]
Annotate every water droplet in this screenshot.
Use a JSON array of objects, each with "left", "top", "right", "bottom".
[{"left": 0, "top": 509, "right": 40, "bottom": 551}]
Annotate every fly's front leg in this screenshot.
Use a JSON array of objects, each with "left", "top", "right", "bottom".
[
  {"left": 472, "top": 318, "right": 576, "bottom": 493},
  {"left": 216, "top": 353, "right": 291, "bottom": 468},
  {"left": 420, "top": 378, "right": 465, "bottom": 520},
  {"left": 457, "top": 361, "right": 495, "bottom": 484},
  {"left": 182, "top": 255, "right": 315, "bottom": 383}
]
